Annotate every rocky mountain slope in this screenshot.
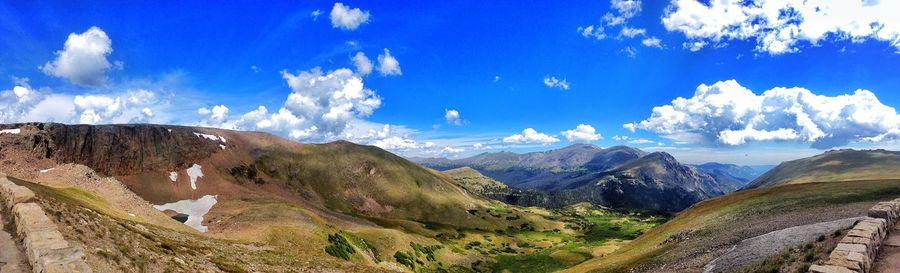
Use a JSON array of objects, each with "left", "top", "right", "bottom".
[
  {"left": 746, "top": 149, "right": 900, "bottom": 189},
  {"left": 417, "top": 144, "right": 646, "bottom": 189},
  {"left": 0, "top": 122, "right": 567, "bottom": 272},
  {"left": 418, "top": 144, "right": 751, "bottom": 212}
]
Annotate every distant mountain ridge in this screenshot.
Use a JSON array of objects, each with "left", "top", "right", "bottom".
[
  {"left": 417, "top": 144, "right": 763, "bottom": 212},
  {"left": 746, "top": 149, "right": 900, "bottom": 189}
]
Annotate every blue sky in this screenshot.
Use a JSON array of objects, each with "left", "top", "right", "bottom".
[{"left": 2, "top": 0, "right": 900, "bottom": 165}]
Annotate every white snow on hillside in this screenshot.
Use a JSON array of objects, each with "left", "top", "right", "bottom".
[
  {"left": 153, "top": 195, "right": 218, "bottom": 232},
  {"left": 186, "top": 164, "right": 203, "bottom": 190}
]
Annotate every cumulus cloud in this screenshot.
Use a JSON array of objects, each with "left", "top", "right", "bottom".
[
  {"left": 330, "top": 3, "right": 370, "bottom": 30},
  {"left": 352, "top": 52, "right": 373, "bottom": 76},
  {"left": 198, "top": 105, "right": 229, "bottom": 127},
  {"left": 0, "top": 81, "right": 166, "bottom": 125},
  {"left": 311, "top": 9, "right": 322, "bottom": 21},
  {"left": 543, "top": 76, "right": 570, "bottom": 90},
  {"left": 376, "top": 48, "right": 402, "bottom": 76},
  {"left": 562, "top": 124, "right": 602, "bottom": 142},
  {"left": 233, "top": 67, "right": 381, "bottom": 140},
  {"left": 503, "top": 128, "right": 560, "bottom": 145},
  {"left": 445, "top": 109, "right": 462, "bottom": 125},
  {"left": 627, "top": 79, "right": 900, "bottom": 149},
  {"left": 662, "top": 0, "right": 900, "bottom": 54},
  {"left": 40, "top": 26, "right": 115, "bottom": 86}
]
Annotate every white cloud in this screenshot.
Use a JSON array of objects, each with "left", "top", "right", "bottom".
[
  {"left": 503, "top": 128, "right": 560, "bottom": 145},
  {"left": 612, "top": 135, "right": 654, "bottom": 144},
  {"left": 494, "top": 75, "right": 501, "bottom": 82},
  {"left": 445, "top": 109, "right": 462, "bottom": 126},
  {"left": 0, "top": 80, "right": 168, "bottom": 125},
  {"left": 40, "top": 26, "right": 114, "bottom": 86},
  {"left": 72, "top": 89, "right": 160, "bottom": 124},
  {"left": 609, "top": 0, "right": 641, "bottom": 20},
  {"left": 250, "top": 65, "right": 259, "bottom": 73},
  {"left": 543, "top": 76, "right": 570, "bottom": 90},
  {"left": 642, "top": 37, "right": 662, "bottom": 48},
  {"left": 620, "top": 27, "right": 646, "bottom": 38},
  {"left": 198, "top": 105, "right": 229, "bottom": 126},
  {"left": 630, "top": 139, "right": 654, "bottom": 144},
  {"left": 330, "top": 3, "right": 370, "bottom": 30},
  {"left": 311, "top": 9, "right": 322, "bottom": 21},
  {"left": 562, "top": 124, "right": 602, "bottom": 142},
  {"left": 441, "top": 146, "right": 465, "bottom": 153},
  {"left": 373, "top": 136, "right": 419, "bottom": 150},
  {"left": 579, "top": 0, "right": 647, "bottom": 43},
  {"left": 352, "top": 52, "right": 373, "bottom": 76},
  {"left": 628, "top": 79, "right": 900, "bottom": 149},
  {"left": 662, "top": 0, "right": 900, "bottom": 54},
  {"left": 376, "top": 48, "right": 402, "bottom": 76},
  {"left": 621, "top": 46, "right": 637, "bottom": 58},
  {"left": 233, "top": 67, "right": 381, "bottom": 140},
  {"left": 578, "top": 25, "right": 607, "bottom": 40}
]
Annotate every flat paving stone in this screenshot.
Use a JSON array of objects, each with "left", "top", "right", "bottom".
[
  {"left": 0, "top": 213, "right": 29, "bottom": 273},
  {"left": 873, "top": 225, "right": 900, "bottom": 273}
]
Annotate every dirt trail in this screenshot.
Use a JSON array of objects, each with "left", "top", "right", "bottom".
[
  {"left": 872, "top": 224, "right": 900, "bottom": 273},
  {"left": 0, "top": 212, "right": 28, "bottom": 273},
  {"left": 703, "top": 217, "right": 861, "bottom": 273}
]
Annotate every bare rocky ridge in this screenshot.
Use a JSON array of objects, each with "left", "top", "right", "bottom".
[{"left": 0, "top": 123, "right": 221, "bottom": 177}]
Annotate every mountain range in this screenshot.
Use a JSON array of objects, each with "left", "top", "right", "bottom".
[{"left": 415, "top": 144, "right": 769, "bottom": 212}]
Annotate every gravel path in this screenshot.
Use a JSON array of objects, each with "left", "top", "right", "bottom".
[
  {"left": 0, "top": 212, "right": 28, "bottom": 273},
  {"left": 873, "top": 224, "right": 900, "bottom": 273},
  {"left": 703, "top": 217, "right": 862, "bottom": 273}
]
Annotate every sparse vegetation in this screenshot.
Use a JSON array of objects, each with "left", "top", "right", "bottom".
[{"left": 323, "top": 233, "right": 356, "bottom": 260}]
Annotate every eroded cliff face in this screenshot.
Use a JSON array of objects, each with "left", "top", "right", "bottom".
[{"left": 1, "top": 123, "right": 222, "bottom": 176}]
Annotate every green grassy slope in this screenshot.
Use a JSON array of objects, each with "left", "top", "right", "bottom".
[
  {"left": 561, "top": 179, "right": 900, "bottom": 273},
  {"left": 442, "top": 167, "right": 508, "bottom": 194},
  {"left": 747, "top": 149, "right": 900, "bottom": 188},
  {"left": 252, "top": 141, "right": 544, "bottom": 231}
]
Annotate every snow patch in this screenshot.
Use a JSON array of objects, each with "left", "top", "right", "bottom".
[
  {"left": 218, "top": 144, "right": 226, "bottom": 150},
  {"left": 0, "top": 128, "right": 21, "bottom": 135},
  {"left": 169, "top": 171, "right": 178, "bottom": 182},
  {"left": 167, "top": 129, "right": 172, "bottom": 133},
  {"left": 194, "top": 132, "right": 225, "bottom": 143},
  {"left": 153, "top": 195, "right": 218, "bottom": 232},
  {"left": 39, "top": 168, "right": 55, "bottom": 173},
  {"left": 186, "top": 164, "right": 203, "bottom": 190}
]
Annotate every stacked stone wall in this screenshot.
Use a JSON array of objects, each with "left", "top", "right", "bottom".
[
  {"left": 809, "top": 199, "right": 900, "bottom": 273},
  {"left": 0, "top": 174, "right": 91, "bottom": 273}
]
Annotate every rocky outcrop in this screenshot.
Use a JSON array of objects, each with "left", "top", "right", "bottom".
[
  {"left": 809, "top": 199, "right": 900, "bottom": 273},
  {"left": 0, "top": 174, "right": 92, "bottom": 273},
  {"left": 0, "top": 123, "right": 222, "bottom": 176}
]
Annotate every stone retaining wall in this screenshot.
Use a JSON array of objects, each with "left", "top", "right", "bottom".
[
  {"left": 809, "top": 198, "right": 900, "bottom": 273},
  {"left": 0, "top": 174, "right": 91, "bottom": 273}
]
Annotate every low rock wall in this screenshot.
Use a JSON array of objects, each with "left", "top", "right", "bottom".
[
  {"left": 809, "top": 198, "right": 900, "bottom": 273},
  {"left": 0, "top": 174, "right": 91, "bottom": 273}
]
